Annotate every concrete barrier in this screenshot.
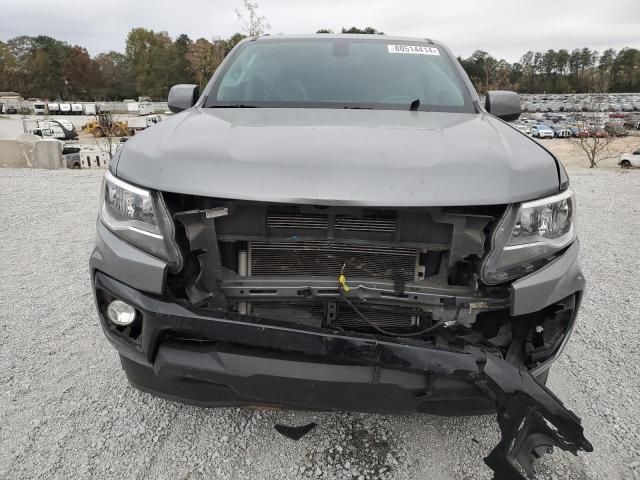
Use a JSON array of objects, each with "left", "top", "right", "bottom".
[{"left": 0, "top": 135, "right": 63, "bottom": 169}]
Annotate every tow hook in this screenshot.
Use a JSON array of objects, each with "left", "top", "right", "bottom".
[{"left": 473, "top": 352, "right": 593, "bottom": 480}]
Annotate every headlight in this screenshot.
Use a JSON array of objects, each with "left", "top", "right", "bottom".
[
  {"left": 100, "top": 172, "right": 182, "bottom": 271},
  {"left": 481, "top": 189, "right": 575, "bottom": 285}
]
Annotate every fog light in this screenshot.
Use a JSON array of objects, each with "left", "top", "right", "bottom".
[{"left": 107, "top": 300, "right": 136, "bottom": 326}]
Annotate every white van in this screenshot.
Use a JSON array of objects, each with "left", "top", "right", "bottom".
[
  {"left": 33, "top": 102, "right": 47, "bottom": 115},
  {"left": 59, "top": 103, "right": 72, "bottom": 115},
  {"left": 83, "top": 103, "right": 97, "bottom": 115},
  {"left": 47, "top": 103, "right": 60, "bottom": 114},
  {"left": 71, "top": 104, "right": 83, "bottom": 115},
  {"left": 127, "top": 102, "right": 155, "bottom": 116}
]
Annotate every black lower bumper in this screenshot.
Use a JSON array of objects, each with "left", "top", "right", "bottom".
[
  {"left": 93, "top": 272, "right": 592, "bottom": 479},
  {"left": 95, "top": 271, "right": 500, "bottom": 415},
  {"left": 121, "top": 341, "right": 497, "bottom": 415}
]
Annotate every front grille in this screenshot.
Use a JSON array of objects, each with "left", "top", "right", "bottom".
[
  {"left": 266, "top": 207, "right": 398, "bottom": 234},
  {"left": 249, "top": 241, "right": 418, "bottom": 281},
  {"left": 334, "top": 215, "right": 397, "bottom": 232},
  {"left": 267, "top": 214, "right": 329, "bottom": 229}
]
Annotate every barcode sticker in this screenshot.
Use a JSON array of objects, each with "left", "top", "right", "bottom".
[{"left": 387, "top": 45, "right": 440, "bottom": 55}]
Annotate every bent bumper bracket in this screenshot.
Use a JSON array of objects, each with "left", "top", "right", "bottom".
[{"left": 475, "top": 353, "right": 593, "bottom": 479}]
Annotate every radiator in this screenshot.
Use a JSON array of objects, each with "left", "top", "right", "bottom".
[{"left": 249, "top": 240, "right": 418, "bottom": 281}]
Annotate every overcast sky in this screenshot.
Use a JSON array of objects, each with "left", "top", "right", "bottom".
[{"left": 3, "top": 0, "right": 639, "bottom": 61}]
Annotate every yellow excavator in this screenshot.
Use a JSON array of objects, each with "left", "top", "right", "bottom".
[{"left": 82, "top": 113, "right": 128, "bottom": 138}]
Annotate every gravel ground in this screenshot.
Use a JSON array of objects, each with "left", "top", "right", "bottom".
[{"left": 0, "top": 167, "right": 638, "bottom": 480}]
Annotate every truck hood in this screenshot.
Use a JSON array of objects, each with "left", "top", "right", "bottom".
[{"left": 115, "top": 108, "right": 561, "bottom": 206}]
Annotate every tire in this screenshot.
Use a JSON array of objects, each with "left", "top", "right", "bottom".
[
  {"left": 112, "top": 126, "right": 125, "bottom": 137},
  {"left": 93, "top": 127, "right": 104, "bottom": 138},
  {"left": 73, "top": 162, "right": 81, "bottom": 169},
  {"left": 621, "top": 160, "right": 632, "bottom": 169}
]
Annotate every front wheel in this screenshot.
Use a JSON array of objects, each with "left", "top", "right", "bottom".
[{"left": 621, "top": 160, "right": 632, "bottom": 169}]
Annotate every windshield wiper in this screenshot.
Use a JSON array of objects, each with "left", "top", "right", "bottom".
[
  {"left": 410, "top": 98, "right": 421, "bottom": 111},
  {"left": 209, "top": 104, "right": 261, "bottom": 108},
  {"left": 339, "top": 106, "right": 375, "bottom": 110}
]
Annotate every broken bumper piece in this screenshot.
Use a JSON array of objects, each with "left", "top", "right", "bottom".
[
  {"left": 93, "top": 272, "right": 592, "bottom": 479},
  {"left": 476, "top": 353, "right": 593, "bottom": 479}
]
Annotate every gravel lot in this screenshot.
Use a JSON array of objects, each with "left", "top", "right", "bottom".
[{"left": 0, "top": 166, "right": 638, "bottom": 480}]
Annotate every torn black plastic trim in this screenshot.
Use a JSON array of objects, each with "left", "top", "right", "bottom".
[
  {"left": 94, "top": 272, "right": 591, "bottom": 479},
  {"left": 476, "top": 354, "right": 593, "bottom": 480}
]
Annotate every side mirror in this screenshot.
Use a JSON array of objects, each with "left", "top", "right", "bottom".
[
  {"left": 168, "top": 84, "right": 199, "bottom": 113},
  {"left": 485, "top": 91, "right": 521, "bottom": 121}
]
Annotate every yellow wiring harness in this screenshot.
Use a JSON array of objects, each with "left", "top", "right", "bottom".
[{"left": 338, "top": 273, "right": 351, "bottom": 292}]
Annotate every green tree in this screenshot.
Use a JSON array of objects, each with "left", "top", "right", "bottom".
[
  {"left": 95, "top": 51, "right": 136, "bottom": 100},
  {"left": 64, "top": 46, "right": 101, "bottom": 99},
  {"left": 172, "top": 34, "right": 195, "bottom": 85},
  {"left": 341, "top": 26, "right": 384, "bottom": 34},
  {"left": 226, "top": 33, "right": 247, "bottom": 54},
  {"left": 186, "top": 38, "right": 218, "bottom": 91},
  {"left": 125, "top": 28, "right": 180, "bottom": 98},
  {"left": 0, "top": 41, "right": 18, "bottom": 92}
]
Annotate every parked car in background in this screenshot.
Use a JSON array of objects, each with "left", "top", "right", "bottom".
[
  {"left": 593, "top": 129, "right": 609, "bottom": 138},
  {"left": 83, "top": 103, "right": 97, "bottom": 115},
  {"left": 6, "top": 106, "right": 18, "bottom": 114},
  {"left": 71, "top": 104, "right": 83, "bottom": 115},
  {"left": 605, "top": 124, "right": 628, "bottom": 137},
  {"left": 47, "top": 103, "right": 60, "bottom": 115},
  {"left": 59, "top": 103, "right": 72, "bottom": 115},
  {"left": 572, "top": 128, "right": 590, "bottom": 138},
  {"left": 553, "top": 126, "right": 572, "bottom": 138},
  {"left": 531, "top": 124, "right": 554, "bottom": 138},
  {"left": 619, "top": 149, "right": 640, "bottom": 168},
  {"left": 33, "top": 102, "right": 47, "bottom": 115},
  {"left": 90, "top": 34, "right": 592, "bottom": 480}
]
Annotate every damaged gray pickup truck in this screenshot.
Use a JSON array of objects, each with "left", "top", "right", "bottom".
[{"left": 90, "top": 34, "right": 592, "bottom": 478}]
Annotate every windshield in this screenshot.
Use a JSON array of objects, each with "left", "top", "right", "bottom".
[{"left": 205, "top": 38, "right": 474, "bottom": 112}]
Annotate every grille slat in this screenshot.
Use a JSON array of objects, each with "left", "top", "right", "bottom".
[
  {"left": 334, "top": 216, "right": 397, "bottom": 232},
  {"left": 267, "top": 214, "right": 329, "bottom": 229},
  {"left": 266, "top": 211, "right": 398, "bottom": 234},
  {"left": 249, "top": 241, "right": 417, "bottom": 281}
]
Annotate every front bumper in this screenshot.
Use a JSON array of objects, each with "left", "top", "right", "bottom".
[
  {"left": 95, "top": 271, "right": 498, "bottom": 415},
  {"left": 93, "top": 272, "right": 592, "bottom": 479},
  {"left": 89, "top": 221, "right": 586, "bottom": 412},
  {"left": 90, "top": 224, "right": 592, "bottom": 479}
]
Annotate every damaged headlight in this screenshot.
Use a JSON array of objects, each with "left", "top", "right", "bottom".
[
  {"left": 482, "top": 189, "right": 575, "bottom": 285},
  {"left": 100, "top": 172, "right": 182, "bottom": 271}
]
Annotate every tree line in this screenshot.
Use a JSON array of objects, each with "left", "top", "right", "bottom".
[
  {"left": 458, "top": 47, "right": 640, "bottom": 94},
  {"left": 1, "top": 27, "right": 638, "bottom": 100}
]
